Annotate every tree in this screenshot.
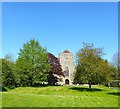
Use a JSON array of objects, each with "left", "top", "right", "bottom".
[
  {"left": 110, "top": 52, "right": 120, "bottom": 86},
  {"left": 47, "top": 53, "right": 64, "bottom": 85},
  {"left": 109, "top": 64, "right": 118, "bottom": 80},
  {"left": 1, "top": 58, "right": 15, "bottom": 88},
  {"left": 4, "top": 53, "right": 14, "bottom": 62},
  {"left": 111, "top": 52, "right": 120, "bottom": 80},
  {"left": 15, "top": 39, "right": 51, "bottom": 86},
  {"left": 74, "top": 43, "right": 112, "bottom": 88},
  {"left": 112, "top": 52, "right": 120, "bottom": 68}
]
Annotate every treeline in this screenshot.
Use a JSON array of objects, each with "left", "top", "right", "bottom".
[
  {"left": 1, "top": 39, "right": 119, "bottom": 89},
  {"left": 73, "top": 43, "right": 119, "bottom": 88},
  {"left": 1, "top": 39, "right": 64, "bottom": 88}
]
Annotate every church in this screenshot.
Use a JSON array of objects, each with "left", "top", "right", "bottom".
[{"left": 59, "top": 50, "right": 75, "bottom": 85}]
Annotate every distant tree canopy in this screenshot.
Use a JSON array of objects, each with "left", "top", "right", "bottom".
[
  {"left": 14, "top": 39, "right": 51, "bottom": 86},
  {"left": 4, "top": 53, "right": 14, "bottom": 62},
  {"left": 112, "top": 52, "right": 120, "bottom": 68},
  {"left": 2, "top": 39, "right": 117, "bottom": 88},
  {"left": 74, "top": 43, "right": 112, "bottom": 88},
  {"left": 1, "top": 58, "right": 15, "bottom": 88},
  {"left": 48, "top": 53, "right": 64, "bottom": 85},
  {"left": 111, "top": 52, "right": 120, "bottom": 80}
]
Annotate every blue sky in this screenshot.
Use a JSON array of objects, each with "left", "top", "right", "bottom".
[{"left": 2, "top": 2, "right": 118, "bottom": 62}]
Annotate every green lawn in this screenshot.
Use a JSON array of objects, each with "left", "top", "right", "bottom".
[{"left": 1, "top": 85, "right": 119, "bottom": 107}]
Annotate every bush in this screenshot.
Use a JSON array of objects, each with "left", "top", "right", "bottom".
[{"left": 110, "top": 80, "right": 120, "bottom": 87}]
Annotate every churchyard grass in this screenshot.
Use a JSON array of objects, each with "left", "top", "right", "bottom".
[{"left": 1, "top": 85, "right": 119, "bottom": 107}]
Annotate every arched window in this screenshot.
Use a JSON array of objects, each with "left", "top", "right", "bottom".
[{"left": 64, "top": 67, "right": 69, "bottom": 77}]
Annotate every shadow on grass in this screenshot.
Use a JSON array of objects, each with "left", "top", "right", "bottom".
[
  {"left": 33, "top": 84, "right": 62, "bottom": 88},
  {"left": 107, "top": 92, "right": 120, "bottom": 96},
  {"left": 0, "top": 86, "right": 7, "bottom": 92},
  {"left": 69, "top": 87, "right": 104, "bottom": 92}
]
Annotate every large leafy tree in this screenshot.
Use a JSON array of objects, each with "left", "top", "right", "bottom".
[
  {"left": 1, "top": 58, "right": 15, "bottom": 88},
  {"left": 74, "top": 43, "right": 112, "bottom": 88},
  {"left": 48, "top": 53, "right": 64, "bottom": 85},
  {"left": 15, "top": 39, "right": 51, "bottom": 86}
]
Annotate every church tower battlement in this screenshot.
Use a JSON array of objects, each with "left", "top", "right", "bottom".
[{"left": 59, "top": 50, "right": 75, "bottom": 85}]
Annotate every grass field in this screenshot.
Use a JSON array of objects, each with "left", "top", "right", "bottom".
[{"left": 1, "top": 85, "right": 119, "bottom": 107}]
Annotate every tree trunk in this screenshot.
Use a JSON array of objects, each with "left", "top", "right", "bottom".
[{"left": 89, "top": 82, "right": 91, "bottom": 89}]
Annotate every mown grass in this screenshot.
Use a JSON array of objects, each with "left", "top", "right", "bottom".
[{"left": 1, "top": 85, "right": 119, "bottom": 107}]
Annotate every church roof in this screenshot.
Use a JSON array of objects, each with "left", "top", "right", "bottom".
[{"left": 63, "top": 50, "right": 70, "bottom": 53}]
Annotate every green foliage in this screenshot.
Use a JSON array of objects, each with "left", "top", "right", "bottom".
[
  {"left": 15, "top": 39, "right": 51, "bottom": 86},
  {"left": 4, "top": 54, "right": 14, "bottom": 62},
  {"left": 1, "top": 59, "right": 15, "bottom": 88},
  {"left": 74, "top": 43, "right": 112, "bottom": 88},
  {"left": 112, "top": 52, "right": 120, "bottom": 68},
  {"left": 112, "top": 52, "right": 120, "bottom": 80},
  {"left": 110, "top": 80, "right": 120, "bottom": 87},
  {"left": 110, "top": 65, "right": 118, "bottom": 80}
]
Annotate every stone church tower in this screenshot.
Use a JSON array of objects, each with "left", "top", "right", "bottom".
[{"left": 59, "top": 50, "right": 75, "bottom": 85}]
